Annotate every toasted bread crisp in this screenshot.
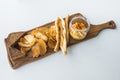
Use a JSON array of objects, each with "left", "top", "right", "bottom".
[
  {"left": 49, "top": 25, "right": 56, "bottom": 41},
  {"left": 48, "top": 39, "right": 56, "bottom": 49},
  {"left": 37, "top": 39, "right": 47, "bottom": 55},
  {"left": 59, "top": 17, "right": 67, "bottom": 56},
  {"left": 18, "top": 35, "right": 36, "bottom": 47},
  {"left": 30, "top": 29, "right": 48, "bottom": 42},
  {"left": 65, "top": 15, "right": 69, "bottom": 45},
  {"left": 21, "top": 47, "right": 31, "bottom": 55},
  {"left": 32, "top": 39, "right": 47, "bottom": 58},
  {"left": 20, "top": 38, "right": 29, "bottom": 44},
  {"left": 54, "top": 17, "right": 60, "bottom": 52},
  {"left": 32, "top": 43, "right": 41, "bottom": 58},
  {"left": 35, "top": 32, "right": 48, "bottom": 42}
]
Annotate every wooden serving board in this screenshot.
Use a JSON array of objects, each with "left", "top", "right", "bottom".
[{"left": 5, "top": 13, "right": 116, "bottom": 69}]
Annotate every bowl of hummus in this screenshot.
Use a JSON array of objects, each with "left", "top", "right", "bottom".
[{"left": 69, "top": 15, "right": 90, "bottom": 40}]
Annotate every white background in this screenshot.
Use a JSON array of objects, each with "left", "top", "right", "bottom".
[{"left": 0, "top": 0, "right": 120, "bottom": 80}]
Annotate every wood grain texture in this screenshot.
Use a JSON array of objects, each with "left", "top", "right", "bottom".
[{"left": 4, "top": 13, "right": 116, "bottom": 69}]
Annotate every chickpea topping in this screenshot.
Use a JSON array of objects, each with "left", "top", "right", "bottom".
[{"left": 72, "top": 22, "right": 86, "bottom": 30}]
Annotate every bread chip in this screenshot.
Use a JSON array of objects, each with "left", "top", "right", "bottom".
[
  {"left": 32, "top": 39, "right": 47, "bottom": 58},
  {"left": 35, "top": 32, "right": 48, "bottom": 42},
  {"left": 48, "top": 39, "right": 56, "bottom": 49},
  {"left": 30, "top": 29, "right": 48, "bottom": 42},
  {"left": 18, "top": 34, "right": 36, "bottom": 48},
  {"left": 54, "top": 17, "right": 60, "bottom": 52},
  {"left": 24, "top": 35, "right": 35, "bottom": 43},
  {"left": 37, "top": 27, "right": 49, "bottom": 34},
  {"left": 30, "top": 29, "right": 38, "bottom": 35},
  {"left": 20, "top": 38, "right": 29, "bottom": 44},
  {"left": 18, "top": 39, "right": 36, "bottom": 48},
  {"left": 21, "top": 47, "right": 31, "bottom": 55},
  {"left": 37, "top": 39, "right": 47, "bottom": 55},
  {"left": 65, "top": 15, "right": 69, "bottom": 45},
  {"left": 59, "top": 17, "right": 67, "bottom": 55},
  {"left": 32, "top": 43, "right": 41, "bottom": 58},
  {"left": 49, "top": 25, "right": 56, "bottom": 41},
  {"left": 18, "top": 40, "right": 36, "bottom": 47}
]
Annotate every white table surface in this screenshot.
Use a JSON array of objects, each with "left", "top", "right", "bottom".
[{"left": 0, "top": 0, "right": 120, "bottom": 80}]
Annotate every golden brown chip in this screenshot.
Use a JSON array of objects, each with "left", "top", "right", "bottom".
[
  {"left": 20, "top": 38, "right": 29, "bottom": 44},
  {"left": 35, "top": 32, "right": 48, "bottom": 42},
  {"left": 24, "top": 35, "right": 35, "bottom": 43},
  {"left": 37, "top": 39, "right": 47, "bottom": 55},
  {"left": 49, "top": 25, "right": 56, "bottom": 41},
  {"left": 32, "top": 43, "right": 41, "bottom": 58},
  {"left": 30, "top": 29, "right": 48, "bottom": 42},
  {"left": 32, "top": 39, "right": 47, "bottom": 58},
  {"left": 30, "top": 29, "right": 37, "bottom": 36},
  {"left": 48, "top": 39, "right": 56, "bottom": 49},
  {"left": 18, "top": 34, "right": 36, "bottom": 48},
  {"left": 21, "top": 47, "right": 31, "bottom": 55},
  {"left": 18, "top": 38, "right": 36, "bottom": 47},
  {"left": 37, "top": 27, "right": 49, "bottom": 35},
  {"left": 18, "top": 42, "right": 31, "bottom": 47}
]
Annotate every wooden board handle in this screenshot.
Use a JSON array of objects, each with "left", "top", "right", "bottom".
[
  {"left": 107, "top": 20, "right": 116, "bottom": 29},
  {"left": 90, "top": 20, "right": 116, "bottom": 31},
  {"left": 85, "top": 20, "right": 116, "bottom": 39},
  {"left": 91, "top": 20, "right": 116, "bottom": 33}
]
